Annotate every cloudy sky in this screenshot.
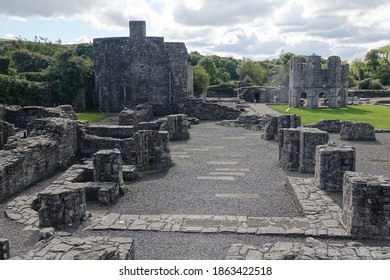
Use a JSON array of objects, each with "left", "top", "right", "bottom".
[{"left": 0, "top": 0, "right": 389, "bottom": 61}]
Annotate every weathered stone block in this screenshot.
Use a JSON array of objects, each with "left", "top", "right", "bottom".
[
  {"left": 342, "top": 172, "right": 390, "bottom": 239},
  {"left": 97, "top": 182, "right": 121, "bottom": 205},
  {"left": 0, "top": 238, "right": 10, "bottom": 260},
  {"left": 299, "top": 128, "right": 329, "bottom": 173},
  {"left": 315, "top": 144, "right": 356, "bottom": 192},
  {"left": 93, "top": 148, "right": 124, "bottom": 185},
  {"left": 340, "top": 122, "right": 376, "bottom": 141}
]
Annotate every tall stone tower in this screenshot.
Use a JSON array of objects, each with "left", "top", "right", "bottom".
[
  {"left": 289, "top": 55, "right": 349, "bottom": 109},
  {"left": 93, "top": 21, "right": 193, "bottom": 114}
]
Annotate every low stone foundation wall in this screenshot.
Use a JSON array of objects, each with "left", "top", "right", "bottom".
[
  {"left": 4, "top": 105, "right": 76, "bottom": 128},
  {"left": 79, "top": 134, "right": 138, "bottom": 165},
  {"left": 178, "top": 98, "right": 240, "bottom": 120},
  {"left": 226, "top": 238, "right": 390, "bottom": 260},
  {"left": 340, "top": 122, "right": 376, "bottom": 141},
  {"left": 86, "top": 125, "right": 136, "bottom": 139},
  {"left": 342, "top": 172, "right": 390, "bottom": 239},
  {"left": 306, "top": 120, "right": 343, "bottom": 133}
]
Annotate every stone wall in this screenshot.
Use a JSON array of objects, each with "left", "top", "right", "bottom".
[
  {"left": 94, "top": 21, "right": 191, "bottom": 113},
  {"left": 177, "top": 97, "right": 240, "bottom": 120},
  {"left": 0, "top": 120, "right": 14, "bottom": 149},
  {"left": 0, "top": 136, "right": 59, "bottom": 202},
  {"left": 27, "top": 118, "right": 79, "bottom": 165},
  {"left": 315, "top": 144, "right": 356, "bottom": 192},
  {"left": 79, "top": 134, "right": 138, "bottom": 165},
  {"left": 38, "top": 184, "right": 87, "bottom": 229},
  {"left": 342, "top": 172, "right": 390, "bottom": 239},
  {"left": 4, "top": 105, "right": 77, "bottom": 128},
  {"left": 340, "top": 122, "right": 376, "bottom": 141},
  {"left": 86, "top": 125, "right": 136, "bottom": 139}
]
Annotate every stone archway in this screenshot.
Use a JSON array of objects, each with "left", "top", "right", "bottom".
[
  {"left": 318, "top": 91, "right": 329, "bottom": 108},
  {"left": 119, "top": 76, "right": 133, "bottom": 106},
  {"left": 299, "top": 91, "right": 308, "bottom": 108}
]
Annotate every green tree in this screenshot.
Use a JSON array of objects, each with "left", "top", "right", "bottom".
[
  {"left": 236, "top": 59, "right": 268, "bottom": 85},
  {"left": 0, "top": 57, "right": 10, "bottom": 74},
  {"left": 193, "top": 65, "right": 210, "bottom": 97},
  {"left": 199, "top": 57, "right": 219, "bottom": 84},
  {"left": 11, "top": 49, "right": 52, "bottom": 72}
]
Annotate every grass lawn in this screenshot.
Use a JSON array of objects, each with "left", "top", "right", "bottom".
[
  {"left": 76, "top": 113, "right": 112, "bottom": 123},
  {"left": 268, "top": 104, "right": 390, "bottom": 129}
]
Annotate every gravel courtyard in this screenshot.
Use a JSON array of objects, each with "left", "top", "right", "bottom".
[{"left": 2, "top": 116, "right": 390, "bottom": 259}]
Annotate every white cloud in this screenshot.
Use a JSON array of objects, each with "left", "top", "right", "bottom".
[
  {"left": 3, "top": 33, "right": 17, "bottom": 39},
  {"left": 0, "top": 0, "right": 389, "bottom": 60}
]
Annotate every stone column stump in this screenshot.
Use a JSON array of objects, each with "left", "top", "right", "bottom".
[
  {"left": 93, "top": 148, "right": 124, "bottom": 184},
  {"left": 278, "top": 128, "right": 301, "bottom": 171},
  {"left": 342, "top": 172, "right": 390, "bottom": 239},
  {"left": 0, "top": 238, "right": 10, "bottom": 260},
  {"left": 299, "top": 128, "right": 329, "bottom": 173},
  {"left": 315, "top": 144, "right": 356, "bottom": 192},
  {"left": 38, "top": 185, "right": 86, "bottom": 228},
  {"left": 165, "top": 114, "right": 190, "bottom": 141}
]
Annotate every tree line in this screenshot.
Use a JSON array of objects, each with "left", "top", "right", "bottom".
[
  {"left": 0, "top": 37, "right": 388, "bottom": 107},
  {"left": 0, "top": 38, "right": 94, "bottom": 108}
]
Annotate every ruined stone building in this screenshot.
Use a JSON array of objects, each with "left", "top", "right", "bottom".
[
  {"left": 289, "top": 55, "right": 349, "bottom": 109},
  {"left": 93, "top": 21, "right": 193, "bottom": 114}
]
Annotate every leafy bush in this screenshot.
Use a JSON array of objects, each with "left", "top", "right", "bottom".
[{"left": 11, "top": 49, "right": 52, "bottom": 72}]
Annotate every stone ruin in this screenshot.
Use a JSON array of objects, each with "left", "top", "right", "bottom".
[
  {"left": 218, "top": 113, "right": 301, "bottom": 141},
  {"left": 315, "top": 143, "right": 356, "bottom": 192},
  {"left": 306, "top": 119, "right": 376, "bottom": 141},
  {"left": 18, "top": 235, "right": 135, "bottom": 260},
  {"left": 94, "top": 21, "right": 192, "bottom": 114},
  {"left": 342, "top": 172, "right": 390, "bottom": 239},
  {"left": 340, "top": 122, "right": 376, "bottom": 141},
  {"left": 289, "top": 55, "right": 349, "bottom": 109},
  {"left": 285, "top": 136, "right": 390, "bottom": 240},
  {"left": 278, "top": 127, "right": 329, "bottom": 173}
]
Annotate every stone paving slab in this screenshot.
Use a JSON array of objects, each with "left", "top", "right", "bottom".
[
  {"left": 226, "top": 237, "right": 390, "bottom": 260},
  {"left": 14, "top": 235, "right": 135, "bottom": 260}
]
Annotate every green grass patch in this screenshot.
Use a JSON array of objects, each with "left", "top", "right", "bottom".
[
  {"left": 268, "top": 105, "right": 390, "bottom": 129},
  {"left": 76, "top": 113, "right": 112, "bottom": 123}
]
